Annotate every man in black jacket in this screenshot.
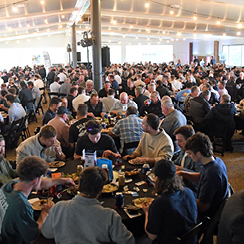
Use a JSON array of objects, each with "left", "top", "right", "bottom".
[
  {"left": 133, "top": 86, "right": 149, "bottom": 113},
  {"left": 85, "top": 93, "right": 106, "bottom": 118},
  {"left": 189, "top": 90, "right": 211, "bottom": 133}
]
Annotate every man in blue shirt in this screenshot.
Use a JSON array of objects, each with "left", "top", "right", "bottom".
[{"left": 177, "top": 132, "right": 228, "bottom": 219}]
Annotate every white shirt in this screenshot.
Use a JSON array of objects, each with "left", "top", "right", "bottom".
[
  {"left": 101, "top": 96, "right": 119, "bottom": 113},
  {"left": 50, "top": 82, "right": 61, "bottom": 93},
  {"left": 34, "top": 79, "right": 44, "bottom": 89},
  {"left": 114, "top": 75, "right": 122, "bottom": 85},
  {"left": 72, "top": 94, "right": 90, "bottom": 111},
  {"left": 58, "top": 73, "right": 67, "bottom": 82}
]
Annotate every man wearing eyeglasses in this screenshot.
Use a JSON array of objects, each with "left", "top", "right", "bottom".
[{"left": 74, "top": 120, "right": 119, "bottom": 159}]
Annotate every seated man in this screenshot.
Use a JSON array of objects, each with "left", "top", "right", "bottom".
[
  {"left": 0, "top": 88, "right": 20, "bottom": 112},
  {"left": 16, "top": 125, "right": 66, "bottom": 165},
  {"left": 85, "top": 79, "right": 97, "bottom": 96},
  {"left": 48, "top": 106, "right": 74, "bottom": 158},
  {"left": 124, "top": 78, "right": 135, "bottom": 98},
  {"left": 59, "top": 78, "right": 71, "bottom": 96},
  {"left": 85, "top": 93, "right": 106, "bottom": 118},
  {"left": 42, "top": 167, "right": 135, "bottom": 244},
  {"left": 18, "top": 81, "right": 33, "bottom": 110},
  {"left": 69, "top": 104, "right": 93, "bottom": 148},
  {"left": 101, "top": 88, "right": 119, "bottom": 113},
  {"left": 74, "top": 120, "right": 119, "bottom": 159},
  {"left": 0, "top": 156, "right": 74, "bottom": 244},
  {"left": 133, "top": 86, "right": 149, "bottom": 113},
  {"left": 177, "top": 132, "right": 228, "bottom": 219},
  {"left": 142, "top": 159, "right": 197, "bottom": 243},
  {"left": 108, "top": 106, "right": 143, "bottom": 155},
  {"left": 50, "top": 77, "right": 61, "bottom": 93},
  {"left": 160, "top": 96, "right": 187, "bottom": 154},
  {"left": 72, "top": 86, "right": 90, "bottom": 112},
  {"left": 110, "top": 92, "right": 138, "bottom": 115},
  {"left": 173, "top": 125, "right": 203, "bottom": 194},
  {"left": 66, "top": 87, "right": 78, "bottom": 113},
  {"left": 123, "top": 114, "right": 174, "bottom": 165},
  {"left": 98, "top": 81, "right": 111, "bottom": 98},
  {"left": 140, "top": 91, "right": 164, "bottom": 118},
  {"left": 218, "top": 190, "right": 244, "bottom": 244},
  {"left": 42, "top": 97, "right": 62, "bottom": 125},
  {"left": 0, "top": 135, "right": 18, "bottom": 187},
  {"left": 4, "top": 94, "right": 26, "bottom": 132},
  {"left": 174, "top": 82, "right": 193, "bottom": 106}
]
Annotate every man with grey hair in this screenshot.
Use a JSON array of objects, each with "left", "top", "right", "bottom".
[
  {"left": 85, "top": 79, "right": 97, "bottom": 96},
  {"left": 133, "top": 86, "right": 149, "bottom": 113},
  {"left": 189, "top": 89, "right": 211, "bottom": 132},
  {"left": 160, "top": 96, "right": 187, "bottom": 155},
  {"left": 140, "top": 91, "right": 163, "bottom": 118}
]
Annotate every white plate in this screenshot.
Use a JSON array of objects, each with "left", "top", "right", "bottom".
[{"left": 125, "top": 178, "right": 133, "bottom": 183}]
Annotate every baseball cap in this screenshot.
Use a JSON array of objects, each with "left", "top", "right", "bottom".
[
  {"left": 56, "top": 106, "right": 71, "bottom": 115},
  {"left": 153, "top": 159, "right": 176, "bottom": 180}
]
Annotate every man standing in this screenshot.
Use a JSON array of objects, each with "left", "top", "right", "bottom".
[
  {"left": 177, "top": 132, "right": 228, "bottom": 219},
  {"left": 66, "top": 87, "right": 78, "bottom": 113},
  {"left": 189, "top": 90, "right": 211, "bottom": 132},
  {"left": 123, "top": 114, "right": 174, "bottom": 165},
  {"left": 140, "top": 91, "right": 164, "bottom": 118},
  {"left": 48, "top": 106, "right": 73, "bottom": 158},
  {"left": 0, "top": 156, "right": 74, "bottom": 244},
  {"left": 108, "top": 106, "right": 143, "bottom": 155},
  {"left": 173, "top": 125, "right": 203, "bottom": 194},
  {"left": 85, "top": 93, "right": 106, "bottom": 118},
  {"left": 183, "top": 85, "right": 200, "bottom": 116},
  {"left": 42, "top": 97, "right": 62, "bottom": 125},
  {"left": 27, "top": 81, "right": 41, "bottom": 108},
  {"left": 16, "top": 125, "right": 66, "bottom": 164},
  {"left": 41, "top": 167, "right": 135, "bottom": 244},
  {"left": 160, "top": 96, "right": 187, "bottom": 154},
  {"left": 110, "top": 92, "right": 138, "bottom": 115}
]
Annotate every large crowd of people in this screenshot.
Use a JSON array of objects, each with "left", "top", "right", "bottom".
[{"left": 0, "top": 59, "right": 244, "bottom": 244}]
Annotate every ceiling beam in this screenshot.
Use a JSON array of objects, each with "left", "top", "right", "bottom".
[
  {"left": 99, "top": 10, "right": 242, "bottom": 30},
  {"left": 0, "top": 8, "right": 77, "bottom": 22}
]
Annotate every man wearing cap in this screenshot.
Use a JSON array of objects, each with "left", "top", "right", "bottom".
[
  {"left": 142, "top": 159, "right": 197, "bottom": 243},
  {"left": 123, "top": 113, "right": 174, "bottom": 165},
  {"left": 48, "top": 106, "right": 73, "bottom": 158},
  {"left": 74, "top": 120, "right": 119, "bottom": 159}
]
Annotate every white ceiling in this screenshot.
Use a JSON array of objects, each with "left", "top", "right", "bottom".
[{"left": 0, "top": 0, "right": 244, "bottom": 43}]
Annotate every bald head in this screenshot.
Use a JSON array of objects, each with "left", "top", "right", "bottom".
[{"left": 120, "top": 92, "right": 129, "bottom": 104}]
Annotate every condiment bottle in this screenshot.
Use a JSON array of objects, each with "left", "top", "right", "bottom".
[{"left": 102, "top": 164, "right": 110, "bottom": 183}]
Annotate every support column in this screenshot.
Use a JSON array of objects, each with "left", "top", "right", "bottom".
[
  {"left": 91, "top": 0, "right": 102, "bottom": 91},
  {"left": 189, "top": 42, "right": 193, "bottom": 65},
  {"left": 214, "top": 41, "right": 219, "bottom": 63},
  {"left": 71, "top": 24, "right": 77, "bottom": 68}
]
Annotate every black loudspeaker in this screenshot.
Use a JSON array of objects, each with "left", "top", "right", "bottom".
[
  {"left": 102, "top": 46, "right": 110, "bottom": 67},
  {"left": 77, "top": 52, "right": 81, "bottom": 62}
]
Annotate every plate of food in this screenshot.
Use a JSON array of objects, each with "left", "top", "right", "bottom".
[
  {"left": 49, "top": 161, "right": 65, "bottom": 168},
  {"left": 128, "top": 159, "right": 144, "bottom": 165},
  {"left": 31, "top": 199, "right": 55, "bottom": 210},
  {"left": 67, "top": 185, "right": 79, "bottom": 196},
  {"left": 64, "top": 173, "right": 79, "bottom": 183},
  {"left": 133, "top": 197, "right": 154, "bottom": 209},
  {"left": 125, "top": 170, "right": 139, "bottom": 178},
  {"left": 102, "top": 184, "right": 118, "bottom": 193}
]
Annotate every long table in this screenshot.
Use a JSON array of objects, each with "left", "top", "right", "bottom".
[{"left": 34, "top": 159, "right": 156, "bottom": 243}]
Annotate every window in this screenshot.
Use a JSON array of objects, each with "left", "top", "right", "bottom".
[{"left": 223, "top": 45, "right": 244, "bottom": 66}]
